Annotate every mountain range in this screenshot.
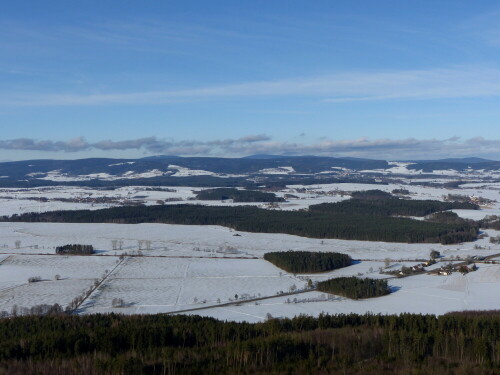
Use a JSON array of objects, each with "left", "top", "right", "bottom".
[{"left": 0, "top": 155, "right": 498, "bottom": 187}]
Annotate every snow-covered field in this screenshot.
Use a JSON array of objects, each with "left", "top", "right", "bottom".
[
  {"left": 1, "top": 222, "right": 499, "bottom": 259},
  {"left": 0, "top": 174, "right": 499, "bottom": 321},
  {"left": 187, "top": 263, "right": 500, "bottom": 322},
  {"left": 0, "top": 221, "right": 498, "bottom": 319},
  {"left": 1, "top": 173, "right": 500, "bottom": 216},
  {"left": 30, "top": 165, "right": 249, "bottom": 181},
  {"left": 0, "top": 255, "right": 117, "bottom": 313}
]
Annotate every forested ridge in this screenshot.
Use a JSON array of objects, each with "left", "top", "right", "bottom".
[
  {"left": 3, "top": 198, "right": 479, "bottom": 244},
  {"left": 0, "top": 312, "right": 497, "bottom": 374},
  {"left": 264, "top": 251, "right": 352, "bottom": 273}
]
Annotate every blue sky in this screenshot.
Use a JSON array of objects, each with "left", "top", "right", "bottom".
[{"left": 1, "top": 0, "right": 500, "bottom": 160}]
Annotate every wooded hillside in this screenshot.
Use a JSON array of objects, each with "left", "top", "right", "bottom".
[{"left": 0, "top": 312, "right": 497, "bottom": 374}]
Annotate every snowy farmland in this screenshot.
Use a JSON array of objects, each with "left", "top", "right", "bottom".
[
  {"left": 0, "top": 221, "right": 498, "bottom": 320},
  {"left": 0, "top": 174, "right": 499, "bottom": 321},
  {"left": 1, "top": 175, "right": 500, "bottom": 216}
]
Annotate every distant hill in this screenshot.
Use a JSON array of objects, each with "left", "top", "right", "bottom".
[
  {"left": 242, "top": 154, "right": 289, "bottom": 159},
  {"left": 0, "top": 155, "right": 389, "bottom": 185},
  {"left": 407, "top": 159, "right": 500, "bottom": 172},
  {"left": 406, "top": 157, "right": 496, "bottom": 164},
  {"left": 439, "top": 157, "right": 496, "bottom": 163},
  {"left": 0, "top": 155, "right": 498, "bottom": 187},
  {"left": 140, "top": 155, "right": 181, "bottom": 160}
]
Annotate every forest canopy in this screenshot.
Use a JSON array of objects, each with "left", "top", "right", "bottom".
[
  {"left": 264, "top": 251, "right": 352, "bottom": 273},
  {"left": 316, "top": 276, "right": 391, "bottom": 299},
  {"left": 196, "top": 188, "right": 284, "bottom": 202},
  {"left": 0, "top": 312, "right": 497, "bottom": 374}
]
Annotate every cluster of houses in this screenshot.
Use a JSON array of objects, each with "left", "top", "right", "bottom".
[
  {"left": 382, "top": 258, "right": 479, "bottom": 278},
  {"left": 381, "top": 261, "right": 431, "bottom": 277},
  {"left": 289, "top": 188, "right": 352, "bottom": 197},
  {"left": 444, "top": 193, "right": 495, "bottom": 206},
  {"left": 469, "top": 194, "right": 496, "bottom": 206},
  {"left": 429, "top": 262, "right": 478, "bottom": 276}
]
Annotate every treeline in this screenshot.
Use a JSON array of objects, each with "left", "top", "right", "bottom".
[
  {"left": 425, "top": 211, "right": 470, "bottom": 225},
  {"left": 1, "top": 303, "right": 64, "bottom": 318},
  {"left": 311, "top": 193, "right": 478, "bottom": 217},
  {"left": 3, "top": 202, "right": 478, "bottom": 244},
  {"left": 350, "top": 189, "right": 394, "bottom": 200},
  {"left": 392, "top": 188, "right": 410, "bottom": 195},
  {"left": 196, "top": 188, "right": 284, "bottom": 202},
  {"left": 264, "top": 251, "right": 352, "bottom": 273},
  {"left": 0, "top": 313, "right": 498, "bottom": 374},
  {"left": 0, "top": 175, "right": 386, "bottom": 189},
  {"left": 478, "top": 215, "right": 500, "bottom": 230},
  {"left": 55, "top": 244, "right": 94, "bottom": 255},
  {"left": 317, "top": 276, "right": 391, "bottom": 299}
]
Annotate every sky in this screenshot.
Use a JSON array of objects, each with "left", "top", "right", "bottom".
[{"left": 1, "top": 0, "right": 500, "bottom": 160}]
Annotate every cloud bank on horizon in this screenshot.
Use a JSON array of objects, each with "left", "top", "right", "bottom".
[{"left": 0, "top": 136, "right": 499, "bottom": 161}]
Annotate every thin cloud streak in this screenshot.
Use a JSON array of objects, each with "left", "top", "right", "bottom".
[
  {"left": 0, "top": 136, "right": 499, "bottom": 160},
  {"left": 2, "top": 66, "right": 500, "bottom": 107}
]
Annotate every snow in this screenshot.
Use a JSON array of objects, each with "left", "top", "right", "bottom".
[
  {"left": 259, "top": 166, "right": 295, "bottom": 175},
  {"left": 38, "top": 169, "right": 171, "bottom": 181},
  {"left": 81, "top": 257, "right": 298, "bottom": 314},
  {"left": 0, "top": 255, "right": 117, "bottom": 313},
  {"left": 168, "top": 165, "right": 216, "bottom": 177},
  {"left": 2, "top": 222, "right": 499, "bottom": 260},
  {"left": 168, "top": 165, "right": 246, "bottom": 178},
  {"left": 0, "top": 221, "right": 498, "bottom": 319},
  {"left": 357, "top": 161, "right": 500, "bottom": 179},
  {"left": 108, "top": 162, "right": 136, "bottom": 166},
  {"left": 184, "top": 263, "right": 500, "bottom": 322},
  {"left": 0, "top": 169, "right": 499, "bottom": 320}
]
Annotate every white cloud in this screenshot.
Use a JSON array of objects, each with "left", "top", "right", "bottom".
[{"left": 2, "top": 66, "right": 500, "bottom": 107}]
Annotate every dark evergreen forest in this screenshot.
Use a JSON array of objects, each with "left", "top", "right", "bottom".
[
  {"left": 264, "top": 251, "right": 352, "bottom": 273},
  {"left": 316, "top": 277, "right": 391, "bottom": 299},
  {"left": 0, "top": 312, "right": 497, "bottom": 374},
  {"left": 196, "top": 188, "right": 284, "bottom": 202},
  {"left": 3, "top": 197, "right": 479, "bottom": 244},
  {"left": 310, "top": 193, "right": 478, "bottom": 217}
]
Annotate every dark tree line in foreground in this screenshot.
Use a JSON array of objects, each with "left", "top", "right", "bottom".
[
  {"left": 317, "top": 276, "right": 391, "bottom": 299},
  {"left": 196, "top": 188, "right": 284, "bottom": 202},
  {"left": 0, "top": 312, "right": 497, "bottom": 374},
  {"left": 264, "top": 251, "right": 352, "bottom": 273},
  {"left": 2, "top": 198, "right": 479, "bottom": 244}
]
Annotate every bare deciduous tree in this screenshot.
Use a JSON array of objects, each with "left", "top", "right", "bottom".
[{"left": 112, "top": 298, "right": 124, "bottom": 307}]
